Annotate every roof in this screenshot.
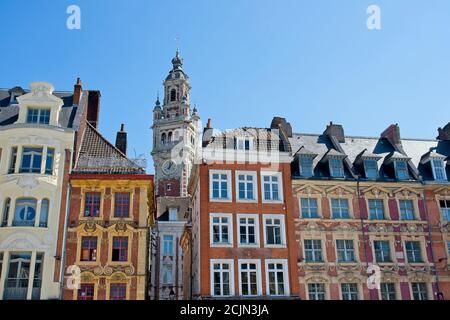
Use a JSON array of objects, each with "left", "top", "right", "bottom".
[{"left": 73, "top": 121, "right": 144, "bottom": 174}]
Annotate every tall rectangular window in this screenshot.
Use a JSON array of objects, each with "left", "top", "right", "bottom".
[
  {"left": 405, "top": 241, "right": 422, "bottom": 263},
  {"left": 341, "top": 283, "right": 359, "bottom": 300},
  {"left": 0, "top": 252, "right": 3, "bottom": 280},
  {"left": 374, "top": 240, "right": 391, "bottom": 263},
  {"left": 163, "top": 235, "right": 174, "bottom": 256},
  {"left": 84, "top": 192, "right": 101, "bottom": 217},
  {"left": 300, "top": 198, "right": 319, "bottom": 218},
  {"left": 336, "top": 240, "right": 355, "bottom": 262},
  {"left": 304, "top": 239, "right": 323, "bottom": 263},
  {"left": 162, "top": 264, "right": 173, "bottom": 284},
  {"left": 211, "top": 214, "right": 232, "bottom": 246},
  {"left": 211, "top": 260, "right": 233, "bottom": 297},
  {"left": 237, "top": 173, "right": 255, "bottom": 201},
  {"left": 308, "top": 283, "right": 325, "bottom": 300},
  {"left": 32, "top": 253, "right": 43, "bottom": 300},
  {"left": 395, "top": 161, "right": 409, "bottom": 180},
  {"left": 2, "top": 198, "right": 11, "bottom": 227},
  {"left": 78, "top": 284, "right": 95, "bottom": 300},
  {"left": 368, "top": 199, "right": 385, "bottom": 220},
  {"left": 114, "top": 193, "right": 130, "bottom": 218},
  {"left": 380, "top": 283, "right": 396, "bottom": 300},
  {"left": 80, "top": 236, "right": 97, "bottom": 261},
  {"left": 331, "top": 198, "right": 350, "bottom": 219},
  {"left": 266, "top": 261, "right": 287, "bottom": 296},
  {"left": 110, "top": 284, "right": 126, "bottom": 300},
  {"left": 8, "top": 147, "right": 17, "bottom": 174},
  {"left": 440, "top": 200, "right": 450, "bottom": 221},
  {"left": 299, "top": 156, "right": 314, "bottom": 177},
  {"left": 238, "top": 215, "right": 258, "bottom": 246},
  {"left": 399, "top": 200, "right": 415, "bottom": 220},
  {"left": 168, "top": 207, "right": 178, "bottom": 221},
  {"left": 411, "top": 283, "right": 428, "bottom": 300},
  {"left": 262, "top": 173, "right": 282, "bottom": 202},
  {"left": 364, "top": 159, "right": 378, "bottom": 179},
  {"left": 329, "top": 158, "right": 344, "bottom": 178},
  {"left": 236, "top": 137, "right": 252, "bottom": 150},
  {"left": 431, "top": 159, "right": 447, "bottom": 181},
  {"left": 264, "top": 215, "right": 285, "bottom": 246},
  {"left": 44, "top": 148, "right": 54, "bottom": 175},
  {"left": 211, "top": 172, "right": 229, "bottom": 200},
  {"left": 4, "top": 252, "right": 32, "bottom": 300},
  {"left": 20, "top": 147, "right": 43, "bottom": 173},
  {"left": 239, "top": 261, "right": 260, "bottom": 296},
  {"left": 26, "top": 108, "right": 50, "bottom": 124},
  {"left": 112, "top": 237, "right": 128, "bottom": 262}
]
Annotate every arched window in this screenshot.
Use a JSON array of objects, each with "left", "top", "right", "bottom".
[
  {"left": 161, "top": 133, "right": 167, "bottom": 145},
  {"left": 13, "top": 198, "right": 37, "bottom": 227},
  {"left": 168, "top": 132, "right": 173, "bottom": 142},
  {"left": 170, "top": 89, "right": 177, "bottom": 102},
  {"left": 1, "top": 198, "right": 11, "bottom": 227},
  {"left": 39, "top": 199, "right": 49, "bottom": 227}
]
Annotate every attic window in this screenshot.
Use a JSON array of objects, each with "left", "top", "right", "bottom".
[
  {"left": 394, "top": 160, "right": 409, "bottom": 180},
  {"left": 430, "top": 159, "right": 447, "bottom": 181},
  {"left": 236, "top": 137, "right": 253, "bottom": 151},
  {"left": 364, "top": 160, "right": 378, "bottom": 179},
  {"left": 329, "top": 158, "right": 344, "bottom": 178},
  {"left": 299, "top": 156, "right": 314, "bottom": 177},
  {"left": 169, "top": 207, "right": 177, "bottom": 221},
  {"left": 26, "top": 108, "right": 50, "bottom": 124}
]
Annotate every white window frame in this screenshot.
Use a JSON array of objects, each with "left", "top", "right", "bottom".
[
  {"left": 299, "top": 156, "right": 314, "bottom": 177},
  {"left": 265, "top": 259, "right": 290, "bottom": 296},
  {"left": 330, "top": 198, "right": 351, "bottom": 219},
  {"left": 335, "top": 239, "right": 356, "bottom": 263},
  {"left": 261, "top": 171, "right": 283, "bottom": 203},
  {"left": 210, "top": 259, "right": 235, "bottom": 297},
  {"left": 299, "top": 197, "right": 319, "bottom": 218},
  {"left": 209, "top": 213, "right": 233, "bottom": 247},
  {"left": 168, "top": 207, "right": 177, "bottom": 221},
  {"left": 209, "top": 170, "right": 232, "bottom": 202},
  {"left": 373, "top": 240, "right": 392, "bottom": 263},
  {"left": 307, "top": 282, "right": 327, "bottom": 300},
  {"left": 399, "top": 199, "right": 416, "bottom": 220},
  {"left": 235, "top": 171, "right": 258, "bottom": 202},
  {"left": 237, "top": 214, "right": 260, "bottom": 248},
  {"left": 236, "top": 137, "right": 254, "bottom": 151},
  {"left": 263, "top": 214, "right": 286, "bottom": 248},
  {"left": 394, "top": 160, "right": 409, "bottom": 180},
  {"left": 340, "top": 282, "right": 360, "bottom": 300},
  {"left": 404, "top": 240, "right": 424, "bottom": 264},
  {"left": 364, "top": 159, "right": 378, "bottom": 179},
  {"left": 238, "top": 259, "right": 262, "bottom": 296},
  {"left": 303, "top": 239, "right": 324, "bottom": 263},
  {"left": 379, "top": 282, "right": 398, "bottom": 300},
  {"left": 431, "top": 158, "right": 447, "bottom": 182},
  {"left": 410, "top": 282, "right": 429, "bottom": 300},
  {"left": 329, "top": 157, "right": 344, "bottom": 178}
]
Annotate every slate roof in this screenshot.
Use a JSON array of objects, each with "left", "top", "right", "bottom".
[{"left": 73, "top": 121, "right": 144, "bottom": 174}]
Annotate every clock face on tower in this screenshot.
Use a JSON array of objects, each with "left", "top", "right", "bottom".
[{"left": 162, "top": 159, "right": 177, "bottom": 176}]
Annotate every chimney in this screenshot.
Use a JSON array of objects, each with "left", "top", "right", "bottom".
[
  {"left": 202, "top": 118, "right": 214, "bottom": 147},
  {"left": 86, "top": 90, "right": 101, "bottom": 128},
  {"left": 324, "top": 121, "right": 345, "bottom": 143},
  {"left": 73, "top": 77, "right": 82, "bottom": 105},
  {"left": 437, "top": 122, "right": 450, "bottom": 140},
  {"left": 270, "top": 117, "right": 293, "bottom": 137},
  {"left": 381, "top": 124, "right": 401, "bottom": 146},
  {"left": 115, "top": 123, "right": 127, "bottom": 155},
  {"left": 206, "top": 118, "right": 212, "bottom": 129}
]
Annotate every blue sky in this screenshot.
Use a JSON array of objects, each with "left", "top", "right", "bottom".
[{"left": 1, "top": 0, "right": 449, "bottom": 172}]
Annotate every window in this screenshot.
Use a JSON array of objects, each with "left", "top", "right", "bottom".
[
  {"left": 264, "top": 215, "right": 285, "bottom": 247},
  {"left": 39, "top": 199, "right": 49, "bottom": 227},
  {"left": 236, "top": 172, "right": 256, "bottom": 201},
  {"left": 4, "top": 253, "right": 32, "bottom": 300},
  {"left": 236, "top": 137, "right": 253, "bottom": 150},
  {"left": 8, "top": 147, "right": 17, "bottom": 174},
  {"left": 431, "top": 159, "right": 447, "bottom": 181},
  {"left": 170, "top": 89, "right": 176, "bottom": 102},
  {"left": 331, "top": 198, "right": 350, "bottom": 219},
  {"left": 161, "top": 133, "right": 166, "bottom": 144},
  {"left": 341, "top": 283, "right": 359, "bottom": 300},
  {"left": 439, "top": 200, "right": 450, "bottom": 221},
  {"left": 32, "top": 253, "right": 43, "bottom": 300},
  {"left": 110, "top": 284, "right": 126, "bottom": 300},
  {"left": 336, "top": 240, "right": 355, "bottom": 262},
  {"left": 405, "top": 241, "right": 423, "bottom": 263},
  {"left": 162, "top": 264, "right": 173, "bottom": 284},
  {"left": 304, "top": 239, "right": 323, "bottom": 263},
  {"left": 239, "top": 261, "right": 261, "bottom": 296},
  {"left": 399, "top": 200, "right": 415, "bottom": 220},
  {"left": 308, "top": 283, "right": 326, "bottom": 300},
  {"left": 1, "top": 198, "right": 10, "bottom": 227},
  {"left": 210, "top": 171, "right": 230, "bottom": 200},
  {"left": 20, "top": 147, "right": 43, "bottom": 173},
  {"left": 368, "top": 199, "right": 385, "bottom": 220},
  {"left": 168, "top": 207, "right": 178, "bottom": 221},
  {"left": 13, "top": 198, "right": 37, "bottom": 227},
  {"left": 238, "top": 215, "right": 258, "bottom": 246},
  {"left": 374, "top": 240, "right": 391, "bottom": 263},
  {"left": 266, "top": 260, "right": 288, "bottom": 296},
  {"left": 44, "top": 148, "right": 54, "bottom": 175},
  {"left": 114, "top": 193, "right": 130, "bottom": 218},
  {"left": 78, "top": 284, "right": 95, "bottom": 300},
  {"left": 300, "top": 198, "right": 319, "bottom": 218},
  {"left": 210, "top": 214, "right": 232, "bottom": 246},
  {"left": 163, "top": 235, "right": 174, "bottom": 256},
  {"left": 211, "top": 260, "right": 233, "bottom": 297},
  {"left": 299, "top": 156, "right": 314, "bottom": 177},
  {"left": 0, "top": 253, "right": 3, "bottom": 280},
  {"left": 364, "top": 159, "right": 378, "bottom": 179},
  {"left": 262, "top": 173, "right": 282, "bottom": 202},
  {"left": 447, "top": 240, "right": 450, "bottom": 257},
  {"left": 329, "top": 158, "right": 344, "bottom": 178},
  {"left": 26, "top": 108, "right": 50, "bottom": 124},
  {"left": 380, "top": 283, "right": 396, "bottom": 300},
  {"left": 84, "top": 192, "right": 101, "bottom": 217},
  {"left": 411, "top": 283, "right": 428, "bottom": 300},
  {"left": 395, "top": 161, "right": 409, "bottom": 180},
  {"left": 112, "top": 237, "right": 128, "bottom": 262},
  {"left": 80, "top": 236, "right": 97, "bottom": 261}
]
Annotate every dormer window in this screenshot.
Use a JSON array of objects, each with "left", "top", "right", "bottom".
[
  {"left": 394, "top": 160, "right": 409, "bottom": 180},
  {"left": 431, "top": 159, "right": 447, "bottom": 181},
  {"left": 299, "top": 156, "right": 314, "bottom": 177},
  {"left": 364, "top": 160, "right": 378, "bottom": 179},
  {"left": 236, "top": 137, "right": 253, "bottom": 151},
  {"left": 26, "top": 108, "right": 50, "bottom": 124},
  {"left": 329, "top": 158, "right": 344, "bottom": 178},
  {"left": 169, "top": 207, "right": 177, "bottom": 221}
]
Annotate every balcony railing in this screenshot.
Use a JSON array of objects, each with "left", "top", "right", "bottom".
[{"left": 3, "top": 279, "right": 41, "bottom": 300}]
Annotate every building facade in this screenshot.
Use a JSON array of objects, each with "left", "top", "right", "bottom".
[{"left": 62, "top": 121, "right": 153, "bottom": 300}]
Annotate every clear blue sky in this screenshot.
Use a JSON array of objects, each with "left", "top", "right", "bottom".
[{"left": 1, "top": 0, "right": 449, "bottom": 173}]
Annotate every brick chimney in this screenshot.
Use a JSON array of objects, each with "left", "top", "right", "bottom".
[
  {"left": 73, "top": 77, "right": 82, "bottom": 105},
  {"left": 115, "top": 123, "right": 127, "bottom": 155},
  {"left": 324, "top": 121, "right": 345, "bottom": 143},
  {"left": 270, "top": 116, "right": 293, "bottom": 138},
  {"left": 202, "top": 118, "right": 214, "bottom": 147},
  {"left": 381, "top": 124, "right": 401, "bottom": 146},
  {"left": 86, "top": 90, "right": 101, "bottom": 129}
]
